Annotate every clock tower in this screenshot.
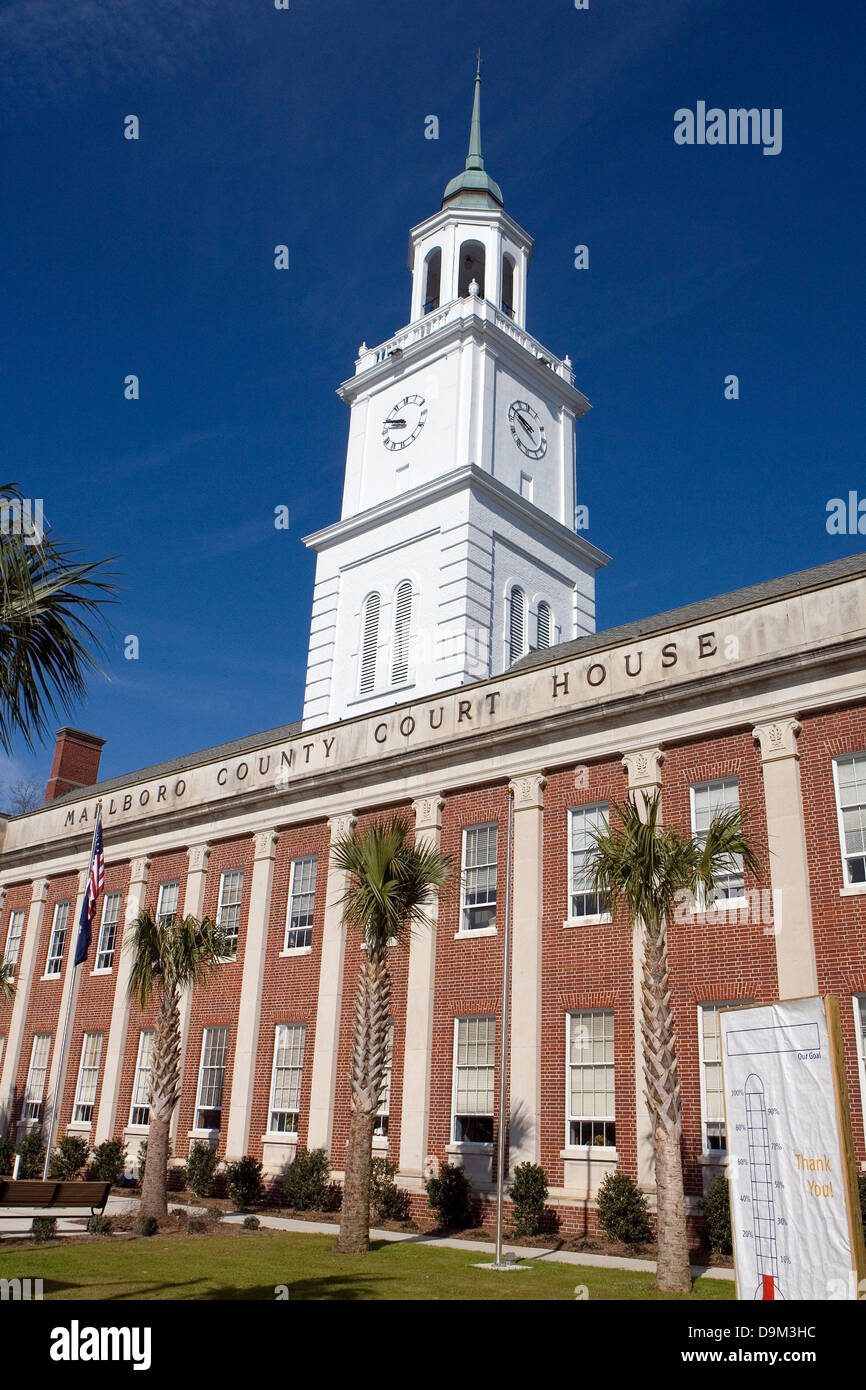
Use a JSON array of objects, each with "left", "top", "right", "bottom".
[{"left": 301, "top": 63, "right": 610, "bottom": 729}]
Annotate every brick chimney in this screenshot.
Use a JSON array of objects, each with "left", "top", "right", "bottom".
[{"left": 44, "top": 728, "right": 105, "bottom": 803}]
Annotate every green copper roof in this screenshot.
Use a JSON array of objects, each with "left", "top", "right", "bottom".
[{"left": 442, "top": 58, "right": 504, "bottom": 211}]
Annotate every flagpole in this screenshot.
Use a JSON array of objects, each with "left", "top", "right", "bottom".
[
  {"left": 493, "top": 784, "right": 514, "bottom": 1268},
  {"left": 42, "top": 802, "right": 102, "bottom": 1180}
]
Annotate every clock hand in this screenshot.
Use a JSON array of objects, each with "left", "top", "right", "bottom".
[
  {"left": 516, "top": 413, "right": 535, "bottom": 438},
  {"left": 386, "top": 418, "right": 407, "bottom": 428}
]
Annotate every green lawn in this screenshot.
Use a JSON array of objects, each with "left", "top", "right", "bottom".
[{"left": 0, "top": 1230, "right": 733, "bottom": 1300}]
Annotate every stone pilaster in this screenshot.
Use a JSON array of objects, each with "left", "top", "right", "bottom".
[
  {"left": 306, "top": 812, "right": 357, "bottom": 1159},
  {"left": 225, "top": 828, "right": 279, "bottom": 1158},
  {"left": 94, "top": 857, "right": 150, "bottom": 1143},
  {"left": 44, "top": 867, "right": 90, "bottom": 1139},
  {"left": 752, "top": 718, "right": 818, "bottom": 998},
  {"left": 622, "top": 746, "right": 665, "bottom": 1191},
  {"left": 507, "top": 772, "right": 547, "bottom": 1169},
  {"left": 398, "top": 795, "right": 445, "bottom": 1180},
  {"left": 0, "top": 878, "right": 49, "bottom": 1135}
]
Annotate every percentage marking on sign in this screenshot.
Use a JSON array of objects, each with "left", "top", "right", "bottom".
[
  {"left": 771, "top": 1142, "right": 782, "bottom": 1151},
  {"left": 731, "top": 1089, "right": 743, "bottom": 1097},
  {"left": 774, "top": 1180, "right": 784, "bottom": 1189},
  {"left": 740, "top": 1194, "right": 751, "bottom": 1202},
  {"left": 738, "top": 1158, "right": 748, "bottom": 1166},
  {"left": 743, "top": 1230, "right": 753, "bottom": 1239},
  {"left": 735, "top": 1124, "right": 746, "bottom": 1132},
  {"left": 768, "top": 1107, "right": 780, "bottom": 1115},
  {"left": 780, "top": 1255, "right": 791, "bottom": 1265},
  {"left": 778, "top": 1217, "right": 788, "bottom": 1226}
]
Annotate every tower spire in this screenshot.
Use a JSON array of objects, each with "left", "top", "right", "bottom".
[{"left": 442, "top": 54, "right": 504, "bottom": 210}]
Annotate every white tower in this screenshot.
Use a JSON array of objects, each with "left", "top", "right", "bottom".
[{"left": 301, "top": 64, "right": 610, "bottom": 729}]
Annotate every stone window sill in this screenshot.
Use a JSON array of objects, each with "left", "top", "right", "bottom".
[
  {"left": 840, "top": 884, "right": 866, "bottom": 897},
  {"left": 454, "top": 927, "right": 497, "bottom": 939},
  {"left": 562, "top": 916, "right": 612, "bottom": 929},
  {"left": 560, "top": 1147, "right": 618, "bottom": 1161},
  {"left": 279, "top": 946, "right": 313, "bottom": 957}
]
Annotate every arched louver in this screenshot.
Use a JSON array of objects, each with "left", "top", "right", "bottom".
[
  {"left": 537, "top": 601, "right": 551, "bottom": 650},
  {"left": 509, "top": 586, "right": 526, "bottom": 666},
  {"left": 391, "top": 580, "right": 413, "bottom": 684},
  {"left": 359, "top": 593, "right": 380, "bottom": 695}
]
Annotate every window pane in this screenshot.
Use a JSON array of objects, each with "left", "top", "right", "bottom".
[
  {"left": 46, "top": 901, "right": 70, "bottom": 975},
  {"left": 285, "top": 856, "right": 317, "bottom": 950},
  {"left": 217, "top": 869, "right": 244, "bottom": 955},
  {"left": 453, "top": 1015, "right": 495, "bottom": 1141},
  {"left": 269, "top": 1023, "right": 305, "bottom": 1132},
  {"left": 568, "top": 1011, "right": 615, "bottom": 1147},
  {"left": 24, "top": 1034, "right": 52, "bottom": 1119},
  {"left": 837, "top": 755, "right": 866, "bottom": 885},
  {"left": 156, "top": 880, "right": 180, "bottom": 925},
  {"left": 95, "top": 893, "right": 122, "bottom": 970},
  {"left": 5, "top": 910, "right": 25, "bottom": 974},
  {"left": 196, "top": 1026, "right": 228, "bottom": 1128},
  {"left": 130, "top": 1030, "right": 154, "bottom": 1126},
  {"left": 569, "top": 805, "right": 608, "bottom": 917},
  {"left": 691, "top": 780, "right": 745, "bottom": 899},
  {"left": 700, "top": 1001, "right": 751, "bottom": 1150},
  {"left": 461, "top": 825, "right": 498, "bottom": 930}
]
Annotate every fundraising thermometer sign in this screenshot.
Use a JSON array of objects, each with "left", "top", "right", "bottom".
[{"left": 720, "top": 997, "right": 864, "bottom": 1301}]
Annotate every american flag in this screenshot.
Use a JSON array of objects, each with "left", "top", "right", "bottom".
[{"left": 74, "top": 803, "right": 105, "bottom": 966}]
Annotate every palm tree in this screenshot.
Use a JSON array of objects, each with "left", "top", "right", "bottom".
[
  {"left": 0, "top": 482, "right": 114, "bottom": 755},
  {"left": 331, "top": 817, "right": 451, "bottom": 1254},
  {"left": 0, "top": 953, "right": 15, "bottom": 1003},
  {"left": 590, "top": 790, "right": 761, "bottom": 1293},
  {"left": 127, "top": 910, "right": 228, "bottom": 1220}
]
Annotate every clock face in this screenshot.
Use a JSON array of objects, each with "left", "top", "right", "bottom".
[
  {"left": 508, "top": 400, "right": 547, "bottom": 460},
  {"left": 382, "top": 394, "right": 428, "bottom": 451}
]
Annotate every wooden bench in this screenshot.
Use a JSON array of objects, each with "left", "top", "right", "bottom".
[{"left": 0, "top": 1180, "right": 111, "bottom": 1228}]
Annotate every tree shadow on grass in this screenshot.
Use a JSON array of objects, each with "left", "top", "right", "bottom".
[{"left": 201, "top": 1273, "right": 390, "bottom": 1300}]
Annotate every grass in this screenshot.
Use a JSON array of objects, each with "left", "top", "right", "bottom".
[{"left": 0, "top": 1230, "right": 734, "bottom": 1301}]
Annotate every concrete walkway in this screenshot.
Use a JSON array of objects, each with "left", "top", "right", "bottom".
[{"left": 1, "top": 1195, "right": 734, "bottom": 1281}]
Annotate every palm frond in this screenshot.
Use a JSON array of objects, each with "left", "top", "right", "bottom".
[
  {"left": 126, "top": 910, "right": 228, "bottom": 1008},
  {"left": 0, "top": 953, "right": 15, "bottom": 1003},
  {"left": 0, "top": 484, "right": 116, "bottom": 753},
  {"left": 693, "top": 804, "right": 763, "bottom": 898},
  {"left": 331, "top": 817, "right": 451, "bottom": 958}
]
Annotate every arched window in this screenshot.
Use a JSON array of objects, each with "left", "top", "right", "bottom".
[
  {"left": 509, "top": 586, "right": 526, "bottom": 666},
  {"left": 391, "top": 580, "right": 413, "bottom": 685},
  {"left": 423, "top": 249, "right": 441, "bottom": 314},
  {"left": 359, "top": 592, "right": 380, "bottom": 695},
  {"left": 501, "top": 254, "right": 515, "bottom": 318},
  {"left": 458, "top": 240, "right": 486, "bottom": 299},
  {"left": 537, "top": 601, "right": 552, "bottom": 650}
]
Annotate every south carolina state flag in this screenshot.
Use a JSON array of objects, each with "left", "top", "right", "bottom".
[{"left": 74, "top": 805, "right": 105, "bottom": 966}]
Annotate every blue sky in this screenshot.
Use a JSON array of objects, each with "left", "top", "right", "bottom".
[{"left": 2, "top": 0, "right": 864, "bottom": 790}]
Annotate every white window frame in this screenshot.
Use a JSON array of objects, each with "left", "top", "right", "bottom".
[
  {"left": 284, "top": 856, "right": 317, "bottom": 952},
  {"left": 267, "top": 1023, "right": 306, "bottom": 1134},
  {"left": 459, "top": 823, "right": 498, "bottom": 935},
  {"left": 536, "top": 598, "right": 552, "bottom": 649},
  {"left": 129, "top": 1030, "right": 155, "bottom": 1127},
  {"left": 833, "top": 753, "right": 866, "bottom": 890},
  {"left": 156, "top": 879, "right": 180, "bottom": 927},
  {"left": 689, "top": 779, "right": 747, "bottom": 910},
  {"left": 566, "top": 1009, "right": 616, "bottom": 1150},
  {"left": 358, "top": 592, "right": 381, "bottom": 696},
  {"left": 45, "top": 901, "right": 71, "bottom": 977},
  {"left": 216, "top": 869, "right": 244, "bottom": 958},
  {"left": 697, "top": 1000, "right": 752, "bottom": 1153},
  {"left": 23, "top": 1033, "right": 52, "bottom": 1121},
  {"left": 451, "top": 1015, "right": 495, "bottom": 1146},
  {"left": 4, "top": 909, "right": 25, "bottom": 977},
  {"left": 508, "top": 585, "right": 526, "bottom": 666},
  {"left": 566, "top": 804, "right": 610, "bottom": 924},
  {"left": 373, "top": 1021, "right": 394, "bottom": 1139},
  {"left": 73, "top": 1032, "right": 103, "bottom": 1124},
  {"left": 854, "top": 995, "right": 866, "bottom": 1144},
  {"left": 390, "top": 580, "right": 413, "bottom": 686},
  {"left": 94, "top": 892, "right": 122, "bottom": 972},
  {"left": 194, "top": 1025, "right": 229, "bottom": 1131}
]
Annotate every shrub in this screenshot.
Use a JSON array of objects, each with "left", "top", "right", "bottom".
[
  {"left": 704, "top": 1174, "right": 732, "bottom": 1255},
  {"left": 185, "top": 1141, "right": 219, "bottom": 1198},
  {"left": 16, "top": 1131, "right": 45, "bottom": 1179},
  {"left": 281, "top": 1147, "right": 330, "bottom": 1212},
  {"left": 86, "top": 1213, "right": 112, "bottom": 1236},
  {"left": 224, "top": 1156, "right": 263, "bottom": 1210},
  {"left": 0, "top": 1136, "right": 15, "bottom": 1175},
  {"left": 595, "top": 1171, "right": 652, "bottom": 1245},
  {"left": 188, "top": 1217, "right": 207, "bottom": 1233},
  {"left": 134, "top": 1214, "right": 158, "bottom": 1237},
  {"left": 370, "top": 1157, "right": 409, "bottom": 1224},
  {"left": 31, "top": 1217, "right": 56, "bottom": 1242},
  {"left": 424, "top": 1160, "right": 472, "bottom": 1230},
  {"left": 89, "top": 1138, "right": 127, "bottom": 1186},
  {"left": 242, "top": 1215, "right": 260, "bottom": 1230},
  {"left": 48, "top": 1135, "right": 90, "bottom": 1180},
  {"left": 508, "top": 1161, "right": 549, "bottom": 1237}
]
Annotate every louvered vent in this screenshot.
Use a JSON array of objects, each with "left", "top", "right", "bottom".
[
  {"left": 509, "top": 586, "right": 526, "bottom": 665},
  {"left": 359, "top": 593, "right": 380, "bottom": 694},
  {"left": 537, "top": 601, "right": 551, "bottom": 649},
  {"left": 391, "top": 581, "right": 413, "bottom": 684}
]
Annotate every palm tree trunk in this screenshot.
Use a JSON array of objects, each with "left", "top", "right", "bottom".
[
  {"left": 641, "top": 921, "right": 692, "bottom": 1294},
  {"left": 335, "top": 951, "right": 391, "bottom": 1255},
  {"left": 139, "top": 985, "right": 181, "bottom": 1222}
]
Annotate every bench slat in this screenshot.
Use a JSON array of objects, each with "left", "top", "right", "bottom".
[{"left": 0, "top": 1180, "right": 110, "bottom": 1210}]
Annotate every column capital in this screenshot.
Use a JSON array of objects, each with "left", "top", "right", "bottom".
[
  {"left": 31, "top": 877, "right": 50, "bottom": 903},
  {"left": 129, "top": 857, "right": 151, "bottom": 886},
  {"left": 412, "top": 795, "right": 445, "bottom": 833},
  {"left": 328, "top": 812, "right": 357, "bottom": 841},
  {"left": 187, "top": 842, "right": 211, "bottom": 873},
  {"left": 753, "top": 717, "right": 801, "bottom": 763},
  {"left": 253, "top": 828, "right": 279, "bottom": 861},
  {"left": 621, "top": 747, "right": 665, "bottom": 790},
  {"left": 509, "top": 773, "right": 547, "bottom": 812}
]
